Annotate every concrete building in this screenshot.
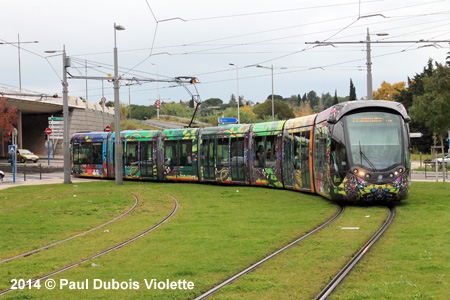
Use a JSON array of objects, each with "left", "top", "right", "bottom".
[{"left": 1, "top": 87, "right": 114, "bottom": 157}]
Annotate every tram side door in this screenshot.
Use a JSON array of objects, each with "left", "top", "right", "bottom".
[
  {"left": 301, "top": 131, "right": 312, "bottom": 190},
  {"left": 230, "top": 138, "right": 245, "bottom": 182},
  {"left": 201, "top": 138, "right": 216, "bottom": 180},
  {"left": 140, "top": 141, "right": 154, "bottom": 178},
  {"left": 283, "top": 134, "right": 293, "bottom": 187}
]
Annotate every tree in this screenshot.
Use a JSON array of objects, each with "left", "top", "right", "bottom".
[
  {"left": 266, "top": 94, "right": 283, "bottom": 101},
  {"left": 253, "top": 99, "right": 294, "bottom": 120},
  {"left": 229, "top": 94, "right": 237, "bottom": 108},
  {"left": 189, "top": 97, "right": 195, "bottom": 108},
  {"left": 333, "top": 90, "right": 339, "bottom": 106},
  {"left": 410, "top": 63, "right": 450, "bottom": 156},
  {"left": 349, "top": 78, "right": 357, "bottom": 100},
  {"left": 104, "top": 101, "right": 114, "bottom": 107},
  {"left": 307, "top": 90, "right": 319, "bottom": 108},
  {"left": 373, "top": 81, "right": 406, "bottom": 100},
  {"left": 0, "top": 98, "right": 18, "bottom": 143},
  {"left": 203, "top": 98, "right": 223, "bottom": 107},
  {"left": 395, "top": 59, "right": 435, "bottom": 152}
]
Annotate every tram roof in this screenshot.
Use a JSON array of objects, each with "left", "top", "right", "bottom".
[
  {"left": 201, "top": 123, "right": 252, "bottom": 138},
  {"left": 71, "top": 132, "right": 108, "bottom": 142},
  {"left": 333, "top": 100, "right": 410, "bottom": 122}
]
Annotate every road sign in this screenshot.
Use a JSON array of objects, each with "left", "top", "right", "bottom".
[
  {"left": 48, "top": 116, "right": 64, "bottom": 140},
  {"left": 218, "top": 117, "right": 238, "bottom": 124},
  {"left": 101, "top": 97, "right": 107, "bottom": 104},
  {"left": 105, "top": 125, "right": 111, "bottom": 132},
  {"left": 45, "top": 128, "right": 53, "bottom": 135},
  {"left": 155, "top": 99, "right": 161, "bottom": 109},
  {"left": 410, "top": 132, "right": 423, "bottom": 138},
  {"left": 8, "top": 145, "right": 16, "bottom": 154}
]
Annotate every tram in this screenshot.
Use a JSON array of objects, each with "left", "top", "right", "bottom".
[{"left": 71, "top": 100, "right": 411, "bottom": 203}]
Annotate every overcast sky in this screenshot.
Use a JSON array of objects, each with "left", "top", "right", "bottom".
[{"left": 1, "top": 0, "right": 449, "bottom": 107}]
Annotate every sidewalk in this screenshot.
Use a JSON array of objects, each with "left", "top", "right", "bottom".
[{"left": 0, "top": 173, "right": 97, "bottom": 190}]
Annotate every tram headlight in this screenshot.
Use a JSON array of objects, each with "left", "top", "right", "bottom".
[
  {"left": 389, "top": 173, "right": 394, "bottom": 178},
  {"left": 365, "top": 173, "right": 371, "bottom": 179},
  {"left": 353, "top": 169, "right": 359, "bottom": 174},
  {"left": 398, "top": 168, "right": 403, "bottom": 173},
  {"left": 359, "top": 171, "right": 365, "bottom": 176},
  {"left": 394, "top": 171, "right": 399, "bottom": 176}
]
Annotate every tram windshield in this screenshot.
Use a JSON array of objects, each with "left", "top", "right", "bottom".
[{"left": 345, "top": 111, "right": 403, "bottom": 171}]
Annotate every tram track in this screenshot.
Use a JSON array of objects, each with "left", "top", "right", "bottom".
[
  {"left": 194, "top": 205, "right": 345, "bottom": 300},
  {"left": 0, "top": 193, "right": 139, "bottom": 265},
  {"left": 0, "top": 193, "right": 178, "bottom": 296},
  {"left": 314, "top": 206, "right": 395, "bottom": 300}
]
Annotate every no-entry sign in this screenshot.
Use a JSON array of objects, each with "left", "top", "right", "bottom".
[{"left": 45, "top": 128, "right": 52, "bottom": 135}]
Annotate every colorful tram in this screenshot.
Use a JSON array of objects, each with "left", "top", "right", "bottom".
[{"left": 71, "top": 100, "right": 411, "bottom": 203}]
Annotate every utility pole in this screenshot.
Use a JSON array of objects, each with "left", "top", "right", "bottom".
[
  {"left": 306, "top": 29, "right": 450, "bottom": 100},
  {"left": 0, "top": 37, "right": 38, "bottom": 92},
  {"left": 62, "top": 45, "right": 71, "bottom": 184},
  {"left": 113, "top": 23, "right": 125, "bottom": 185},
  {"left": 366, "top": 28, "right": 373, "bottom": 100}
]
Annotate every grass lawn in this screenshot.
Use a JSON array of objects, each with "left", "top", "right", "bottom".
[
  {"left": 2, "top": 181, "right": 447, "bottom": 299},
  {"left": 329, "top": 182, "right": 450, "bottom": 300},
  {"left": 0, "top": 181, "right": 336, "bottom": 299}
]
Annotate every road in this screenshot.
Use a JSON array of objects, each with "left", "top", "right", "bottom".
[{"left": 143, "top": 119, "right": 186, "bottom": 129}]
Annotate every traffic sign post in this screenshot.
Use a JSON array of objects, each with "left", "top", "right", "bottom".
[
  {"left": 155, "top": 100, "right": 161, "bottom": 119},
  {"left": 9, "top": 145, "right": 17, "bottom": 183},
  {"left": 45, "top": 127, "right": 52, "bottom": 166}
]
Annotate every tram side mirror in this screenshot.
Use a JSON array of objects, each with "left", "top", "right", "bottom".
[
  {"left": 405, "top": 116, "right": 411, "bottom": 123},
  {"left": 327, "top": 115, "right": 337, "bottom": 124}
]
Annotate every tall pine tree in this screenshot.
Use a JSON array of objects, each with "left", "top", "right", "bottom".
[{"left": 349, "top": 79, "right": 357, "bottom": 100}]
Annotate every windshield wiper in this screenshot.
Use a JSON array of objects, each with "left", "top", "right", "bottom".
[{"left": 359, "top": 141, "right": 378, "bottom": 172}]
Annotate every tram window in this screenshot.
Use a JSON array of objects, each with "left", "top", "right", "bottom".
[
  {"left": 92, "top": 143, "right": 103, "bottom": 165},
  {"left": 254, "top": 136, "right": 265, "bottom": 168},
  {"left": 140, "top": 142, "right": 153, "bottom": 164},
  {"left": 125, "top": 142, "right": 138, "bottom": 165},
  {"left": 180, "top": 140, "right": 192, "bottom": 166},
  {"left": 314, "top": 125, "right": 329, "bottom": 174},
  {"left": 230, "top": 138, "right": 244, "bottom": 164},
  {"left": 217, "top": 138, "right": 229, "bottom": 167},
  {"left": 164, "top": 141, "right": 178, "bottom": 166},
  {"left": 330, "top": 122, "right": 348, "bottom": 184},
  {"left": 80, "top": 143, "right": 91, "bottom": 164},
  {"left": 293, "top": 133, "right": 301, "bottom": 169},
  {"left": 73, "top": 143, "right": 80, "bottom": 164},
  {"left": 265, "top": 136, "right": 276, "bottom": 168}
]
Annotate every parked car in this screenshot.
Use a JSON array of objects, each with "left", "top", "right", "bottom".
[
  {"left": 7, "top": 149, "right": 39, "bottom": 163},
  {"left": 437, "top": 154, "right": 450, "bottom": 164}
]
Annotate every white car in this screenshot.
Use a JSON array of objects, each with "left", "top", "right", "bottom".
[{"left": 437, "top": 155, "right": 450, "bottom": 165}]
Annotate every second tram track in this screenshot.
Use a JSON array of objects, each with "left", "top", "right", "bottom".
[
  {"left": 0, "top": 193, "right": 179, "bottom": 296},
  {"left": 0, "top": 193, "right": 139, "bottom": 264},
  {"left": 314, "top": 206, "right": 395, "bottom": 300},
  {"left": 194, "top": 205, "right": 345, "bottom": 300}
]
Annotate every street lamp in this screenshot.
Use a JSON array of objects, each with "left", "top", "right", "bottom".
[
  {"left": 114, "top": 23, "right": 125, "bottom": 185},
  {"left": 44, "top": 46, "right": 71, "bottom": 184},
  {"left": 229, "top": 63, "right": 240, "bottom": 124},
  {"left": 253, "top": 64, "right": 286, "bottom": 121}
]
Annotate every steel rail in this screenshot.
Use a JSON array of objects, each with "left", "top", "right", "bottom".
[
  {"left": 194, "top": 205, "right": 345, "bottom": 300},
  {"left": 315, "top": 206, "right": 395, "bottom": 300},
  {"left": 0, "top": 193, "right": 139, "bottom": 264},
  {"left": 0, "top": 194, "right": 178, "bottom": 296}
]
